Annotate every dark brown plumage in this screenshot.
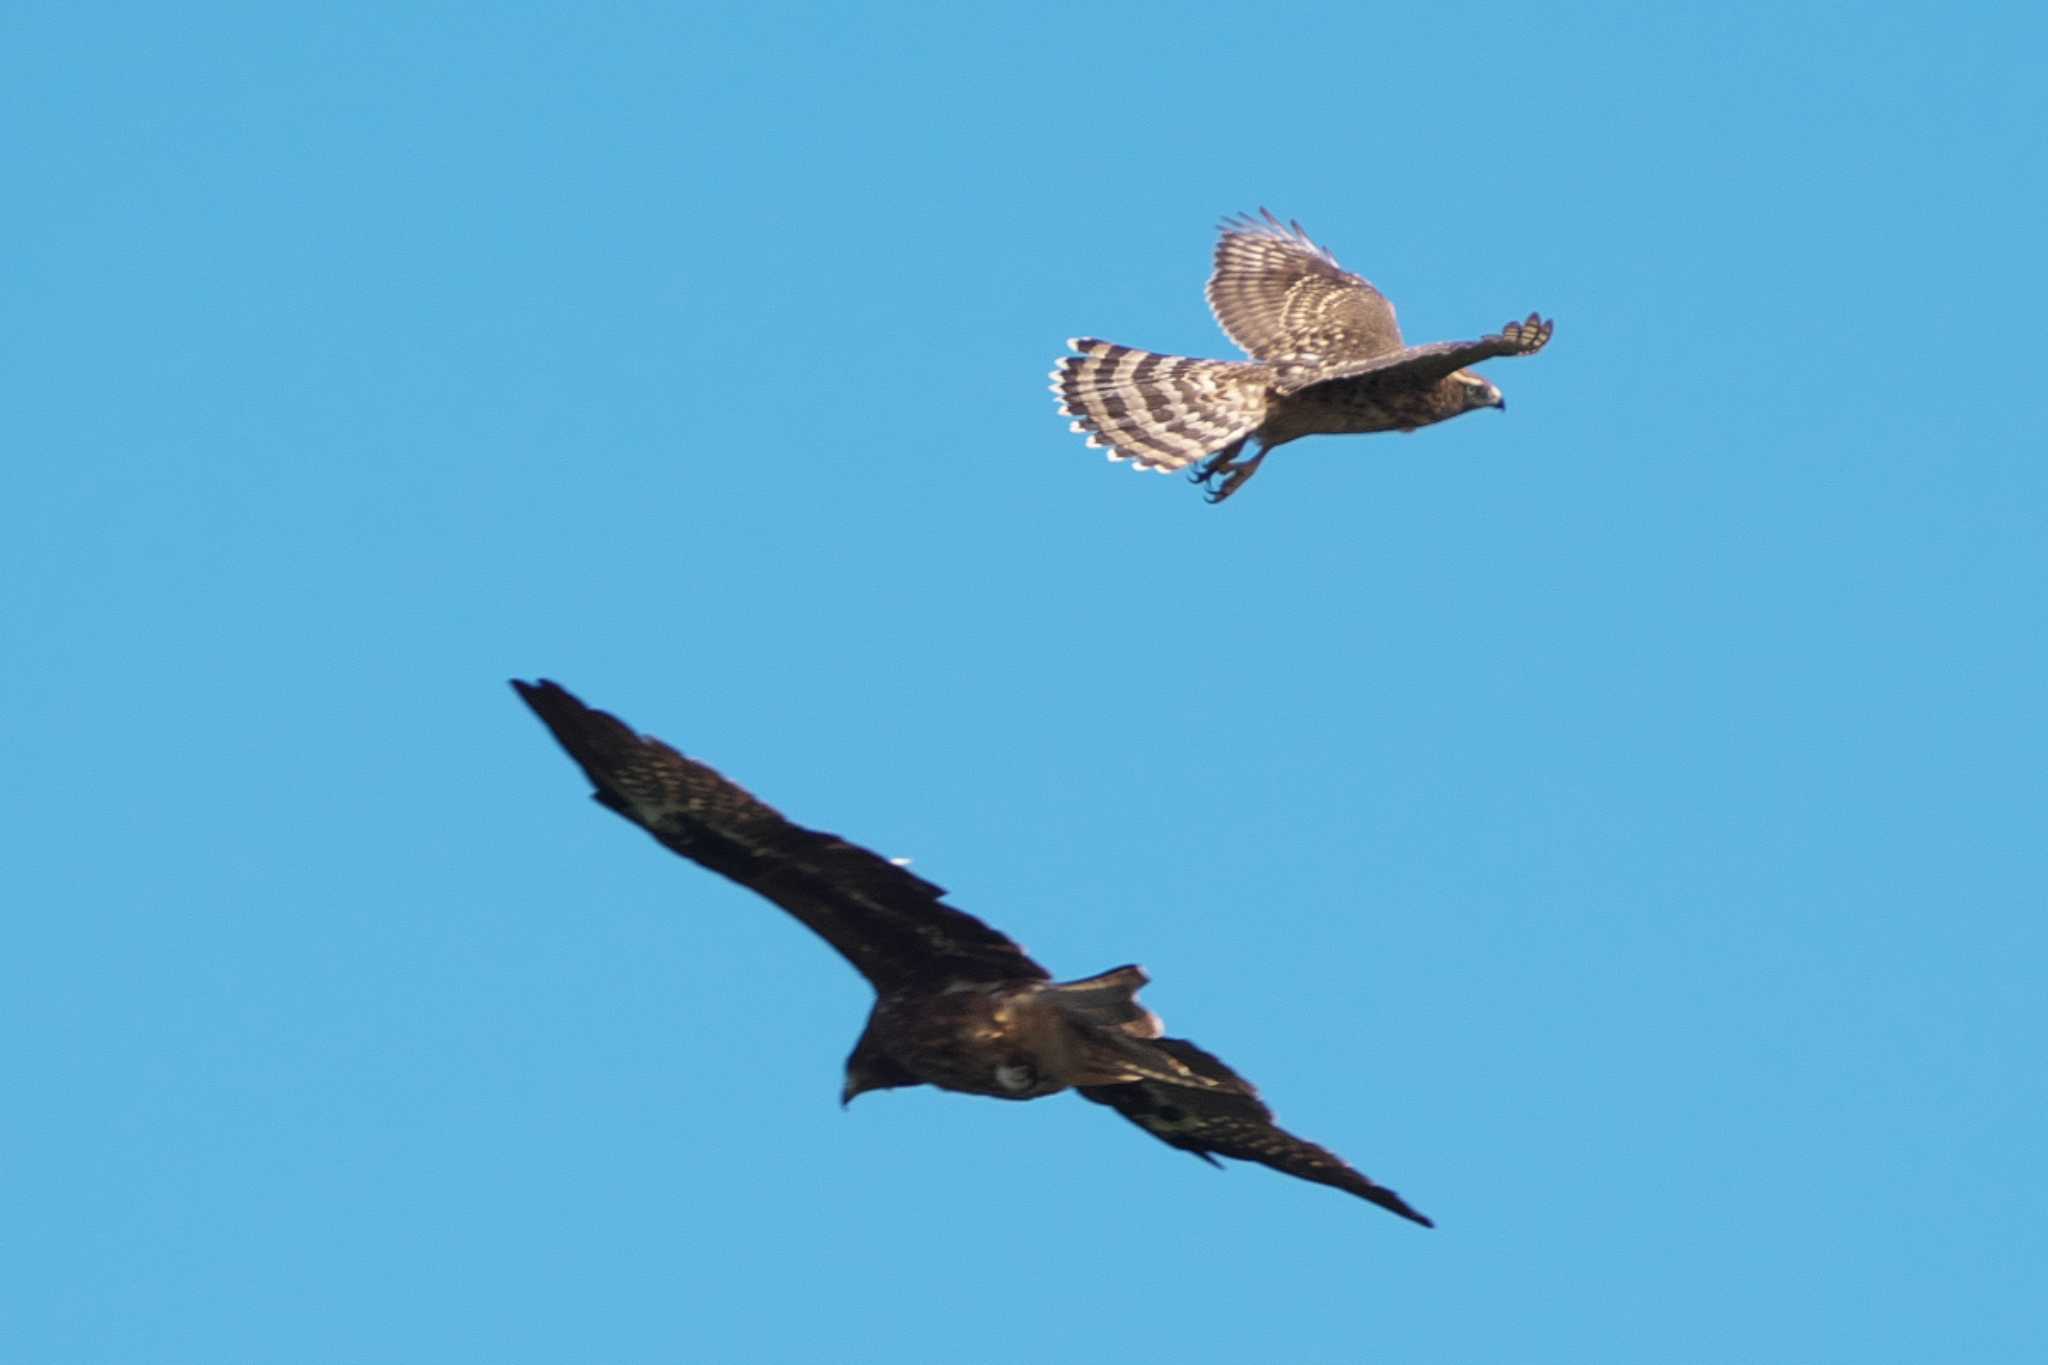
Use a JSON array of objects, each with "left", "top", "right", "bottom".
[
  {"left": 513, "top": 678, "right": 1432, "bottom": 1226},
  {"left": 1052, "top": 209, "right": 1553, "bottom": 502}
]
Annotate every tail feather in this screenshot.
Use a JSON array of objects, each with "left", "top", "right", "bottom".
[
  {"left": 1050, "top": 964, "right": 1163, "bottom": 1039},
  {"left": 1051, "top": 968, "right": 1252, "bottom": 1094},
  {"left": 1051, "top": 341, "right": 1269, "bottom": 473}
]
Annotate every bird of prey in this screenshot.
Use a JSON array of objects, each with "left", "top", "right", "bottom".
[
  {"left": 1052, "top": 209, "right": 1553, "bottom": 502},
  {"left": 512, "top": 678, "right": 1432, "bottom": 1226}
]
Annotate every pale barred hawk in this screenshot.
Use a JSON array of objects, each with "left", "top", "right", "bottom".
[
  {"left": 1052, "top": 210, "right": 1553, "bottom": 502},
  {"left": 514, "top": 678, "right": 1433, "bottom": 1226}
]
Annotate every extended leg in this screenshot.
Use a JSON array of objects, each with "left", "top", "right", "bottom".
[
  {"left": 1190, "top": 437, "right": 1268, "bottom": 504},
  {"left": 1199, "top": 446, "right": 1268, "bottom": 504}
]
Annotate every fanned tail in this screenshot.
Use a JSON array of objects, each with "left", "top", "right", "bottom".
[{"left": 1050, "top": 341, "right": 1269, "bottom": 473}]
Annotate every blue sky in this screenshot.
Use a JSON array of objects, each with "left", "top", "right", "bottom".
[{"left": 6, "top": 2, "right": 2044, "bottom": 1360}]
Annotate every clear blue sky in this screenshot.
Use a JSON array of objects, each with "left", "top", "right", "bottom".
[{"left": 7, "top": 3, "right": 2044, "bottom": 1361}]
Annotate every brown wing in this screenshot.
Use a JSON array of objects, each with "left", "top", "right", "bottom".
[
  {"left": 1077, "top": 1037, "right": 1433, "bottom": 1227},
  {"left": 1278, "top": 312, "right": 1554, "bottom": 397},
  {"left": 512, "top": 679, "right": 1050, "bottom": 992},
  {"left": 1206, "top": 210, "right": 1404, "bottom": 366}
]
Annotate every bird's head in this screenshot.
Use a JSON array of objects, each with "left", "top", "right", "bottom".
[
  {"left": 841, "top": 1053, "right": 917, "bottom": 1109},
  {"left": 1451, "top": 370, "right": 1505, "bottom": 412},
  {"left": 840, "top": 1066, "right": 879, "bottom": 1108}
]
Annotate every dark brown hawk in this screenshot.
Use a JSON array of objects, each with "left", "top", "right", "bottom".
[
  {"left": 513, "top": 678, "right": 1432, "bottom": 1226},
  {"left": 1052, "top": 209, "right": 1554, "bottom": 502}
]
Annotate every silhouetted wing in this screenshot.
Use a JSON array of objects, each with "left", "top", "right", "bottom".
[
  {"left": 1207, "top": 209, "right": 1404, "bottom": 365},
  {"left": 512, "top": 679, "right": 1050, "bottom": 992},
  {"left": 1279, "top": 313, "right": 1554, "bottom": 397},
  {"left": 1077, "top": 1038, "right": 1432, "bottom": 1227}
]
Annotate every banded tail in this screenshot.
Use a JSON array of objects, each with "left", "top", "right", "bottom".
[{"left": 1051, "top": 340, "right": 1270, "bottom": 474}]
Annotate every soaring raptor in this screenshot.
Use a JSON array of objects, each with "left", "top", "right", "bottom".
[
  {"left": 1052, "top": 209, "right": 1553, "bottom": 502},
  {"left": 513, "top": 679, "right": 1432, "bottom": 1226}
]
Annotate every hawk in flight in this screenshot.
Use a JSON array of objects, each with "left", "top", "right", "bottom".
[
  {"left": 1052, "top": 209, "right": 1554, "bottom": 502},
  {"left": 513, "top": 678, "right": 1432, "bottom": 1226}
]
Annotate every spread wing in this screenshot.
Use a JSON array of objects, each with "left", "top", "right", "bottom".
[
  {"left": 1278, "top": 312, "right": 1554, "bottom": 397},
  {"left": 1077, "top": 1037, "right": 1433, "bottom": 1227},
  {"left": 512, "top": 679, "right": 1050, "bottom": 992},
  {"left": 1206, "top": 209, "right": 1404, "bottom": 366}
]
